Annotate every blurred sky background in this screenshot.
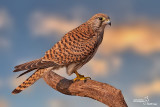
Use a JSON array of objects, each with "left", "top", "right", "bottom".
[{"left": 0, "top": 0, "right": 160, "bottom": 107}]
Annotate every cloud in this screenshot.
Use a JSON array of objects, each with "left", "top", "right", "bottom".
[
  {"left": 29, "top": 12, "right": 80, "bottom": 36},
  {"left": 132, "top": 79, "right": 160, "bottom": 97},
  {"left": 83, "top": 55, "right": 122, "bottom": 78},
  {"left": 9, "top": 74, "right": 32, "bottom": 94},
  {"left": 131, "top": 57, "right": 160, "bottom": 98},
  {"left": 109, "top": 55, "right": 122, "bottom": 71},
  {"left": 87, "top": 58, "right": 108, "bottom": 76},
  {"left": 149, "top": 57, "right": 160, "bottom": 77},
  {"left": 0, "top": 9, "right": 12, "bottom": 29},
  {"left": 0, "top": 98, "right": 10, "bottom": 107},
  {"left": 0, "top": 9, "right": 12, "bottom": 50},
  {"left": 47, "top": 99, "right": 70, "bottom": 107},
  {"left": 100, "top": 23, "right": 160, "bottom": 55},
  {"left": 10, "top": 75, "right": 28, "bottom": 89}
]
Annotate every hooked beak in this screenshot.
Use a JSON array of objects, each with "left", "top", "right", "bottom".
[
  {"left": 105, "top": 17, "right": 111, "bottom": 26},
  {"left": 107, "top": 20, "right": 111, "bottom": 26},
  {"left": 108, "top": 21, "right": 111, "bottom": 26}
]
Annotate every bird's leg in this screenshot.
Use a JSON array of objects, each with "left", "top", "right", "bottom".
[{"left": 73, "top": 71, "right": 91, "bottom": 82}]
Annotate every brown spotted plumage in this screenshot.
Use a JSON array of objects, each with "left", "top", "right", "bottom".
[{"left": 12, "top": 13, "right": 111, "bottom": 94}]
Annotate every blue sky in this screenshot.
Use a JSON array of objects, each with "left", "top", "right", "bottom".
[{"left": 0, "top": 0, "right": 160, "bottom": 107}]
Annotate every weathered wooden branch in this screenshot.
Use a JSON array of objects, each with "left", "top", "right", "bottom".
[{"left": 43, "top": 71, "right": 128, "bottom": 107}]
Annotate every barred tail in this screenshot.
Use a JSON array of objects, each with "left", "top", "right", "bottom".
[{"left": 12, "top": 69, "right": 46, "bottom": 94}]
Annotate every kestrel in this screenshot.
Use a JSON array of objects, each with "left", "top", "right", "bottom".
[{"left": 12, "top": 13, "right": 111, "bottom": 94}]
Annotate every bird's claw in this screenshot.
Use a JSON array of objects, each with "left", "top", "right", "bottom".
[{"left": 73, "top": 75, "right": 91, "bottom": 82}]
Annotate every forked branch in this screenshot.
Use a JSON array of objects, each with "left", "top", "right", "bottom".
[{"left": 43, "top": 71, "right": 128, "bottom": 107}]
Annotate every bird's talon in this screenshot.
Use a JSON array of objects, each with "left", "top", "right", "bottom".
[
  {"left": 73, "top": 76, "right": 91, "bottom": 82},
  {"left": 73, "top": 78, "right": 80, "bottom": 82},
  {"left": 73, "top": 71, "right": 91, "bottom": 82}
]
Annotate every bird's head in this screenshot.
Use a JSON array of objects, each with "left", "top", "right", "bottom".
[{"left": 87, "top": 13, "right": 111, "bottom": 31}]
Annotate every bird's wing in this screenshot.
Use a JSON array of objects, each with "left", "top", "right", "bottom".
[
  {"left": 42, "top": 23, "right": 97, "bottom": 65},
  {"left": 13, "top": 59, "right": 58, "bottom": 72}
]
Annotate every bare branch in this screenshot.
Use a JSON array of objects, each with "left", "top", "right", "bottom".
[{"left": 43, "top": 71, "right": 128, "bottom": 107}]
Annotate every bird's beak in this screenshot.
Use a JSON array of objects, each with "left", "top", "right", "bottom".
[
  {"left": 107, "top": 20, "right": 111, "bottom": 26},
  {"left": 105, "top": 17, "right": 111, "bottom": 26}
]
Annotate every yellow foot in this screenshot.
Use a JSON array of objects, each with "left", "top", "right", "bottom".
[{"left": 73, "top": 74, "right": 91, "bottom": 82}]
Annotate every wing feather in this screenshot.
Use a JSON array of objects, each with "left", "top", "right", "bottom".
[{"left": 42, "top": 23, "right": 97, "bottom": 65}]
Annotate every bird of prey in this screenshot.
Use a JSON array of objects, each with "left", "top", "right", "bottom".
[{"left": 12, "top": 13, "right": 111, "bottom": 94}]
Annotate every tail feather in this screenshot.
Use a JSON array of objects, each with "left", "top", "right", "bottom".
[
  {"left": 12, "top": 69, "right": 46, "bottom": 94},
  {"left": 16, "top": 69, "right": 35, "bottom": 78},
  {"left": 13, "top": 59, "right": 56, "bottom": 72},
  {"left": 13, "top": 59, "right": 41, "bottom": 72}
]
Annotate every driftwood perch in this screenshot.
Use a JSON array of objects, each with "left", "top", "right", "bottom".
[{"left": 43, "top": 71, "right": 128, "bottom": 107}]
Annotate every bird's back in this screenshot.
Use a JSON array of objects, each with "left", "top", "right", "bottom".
[{"left": 42, "top": 22, "right": 101, "bottom": 66}]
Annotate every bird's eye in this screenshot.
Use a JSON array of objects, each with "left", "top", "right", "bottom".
[{"left": 98, "top": 17, "right": 103, "bottom": 20}]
